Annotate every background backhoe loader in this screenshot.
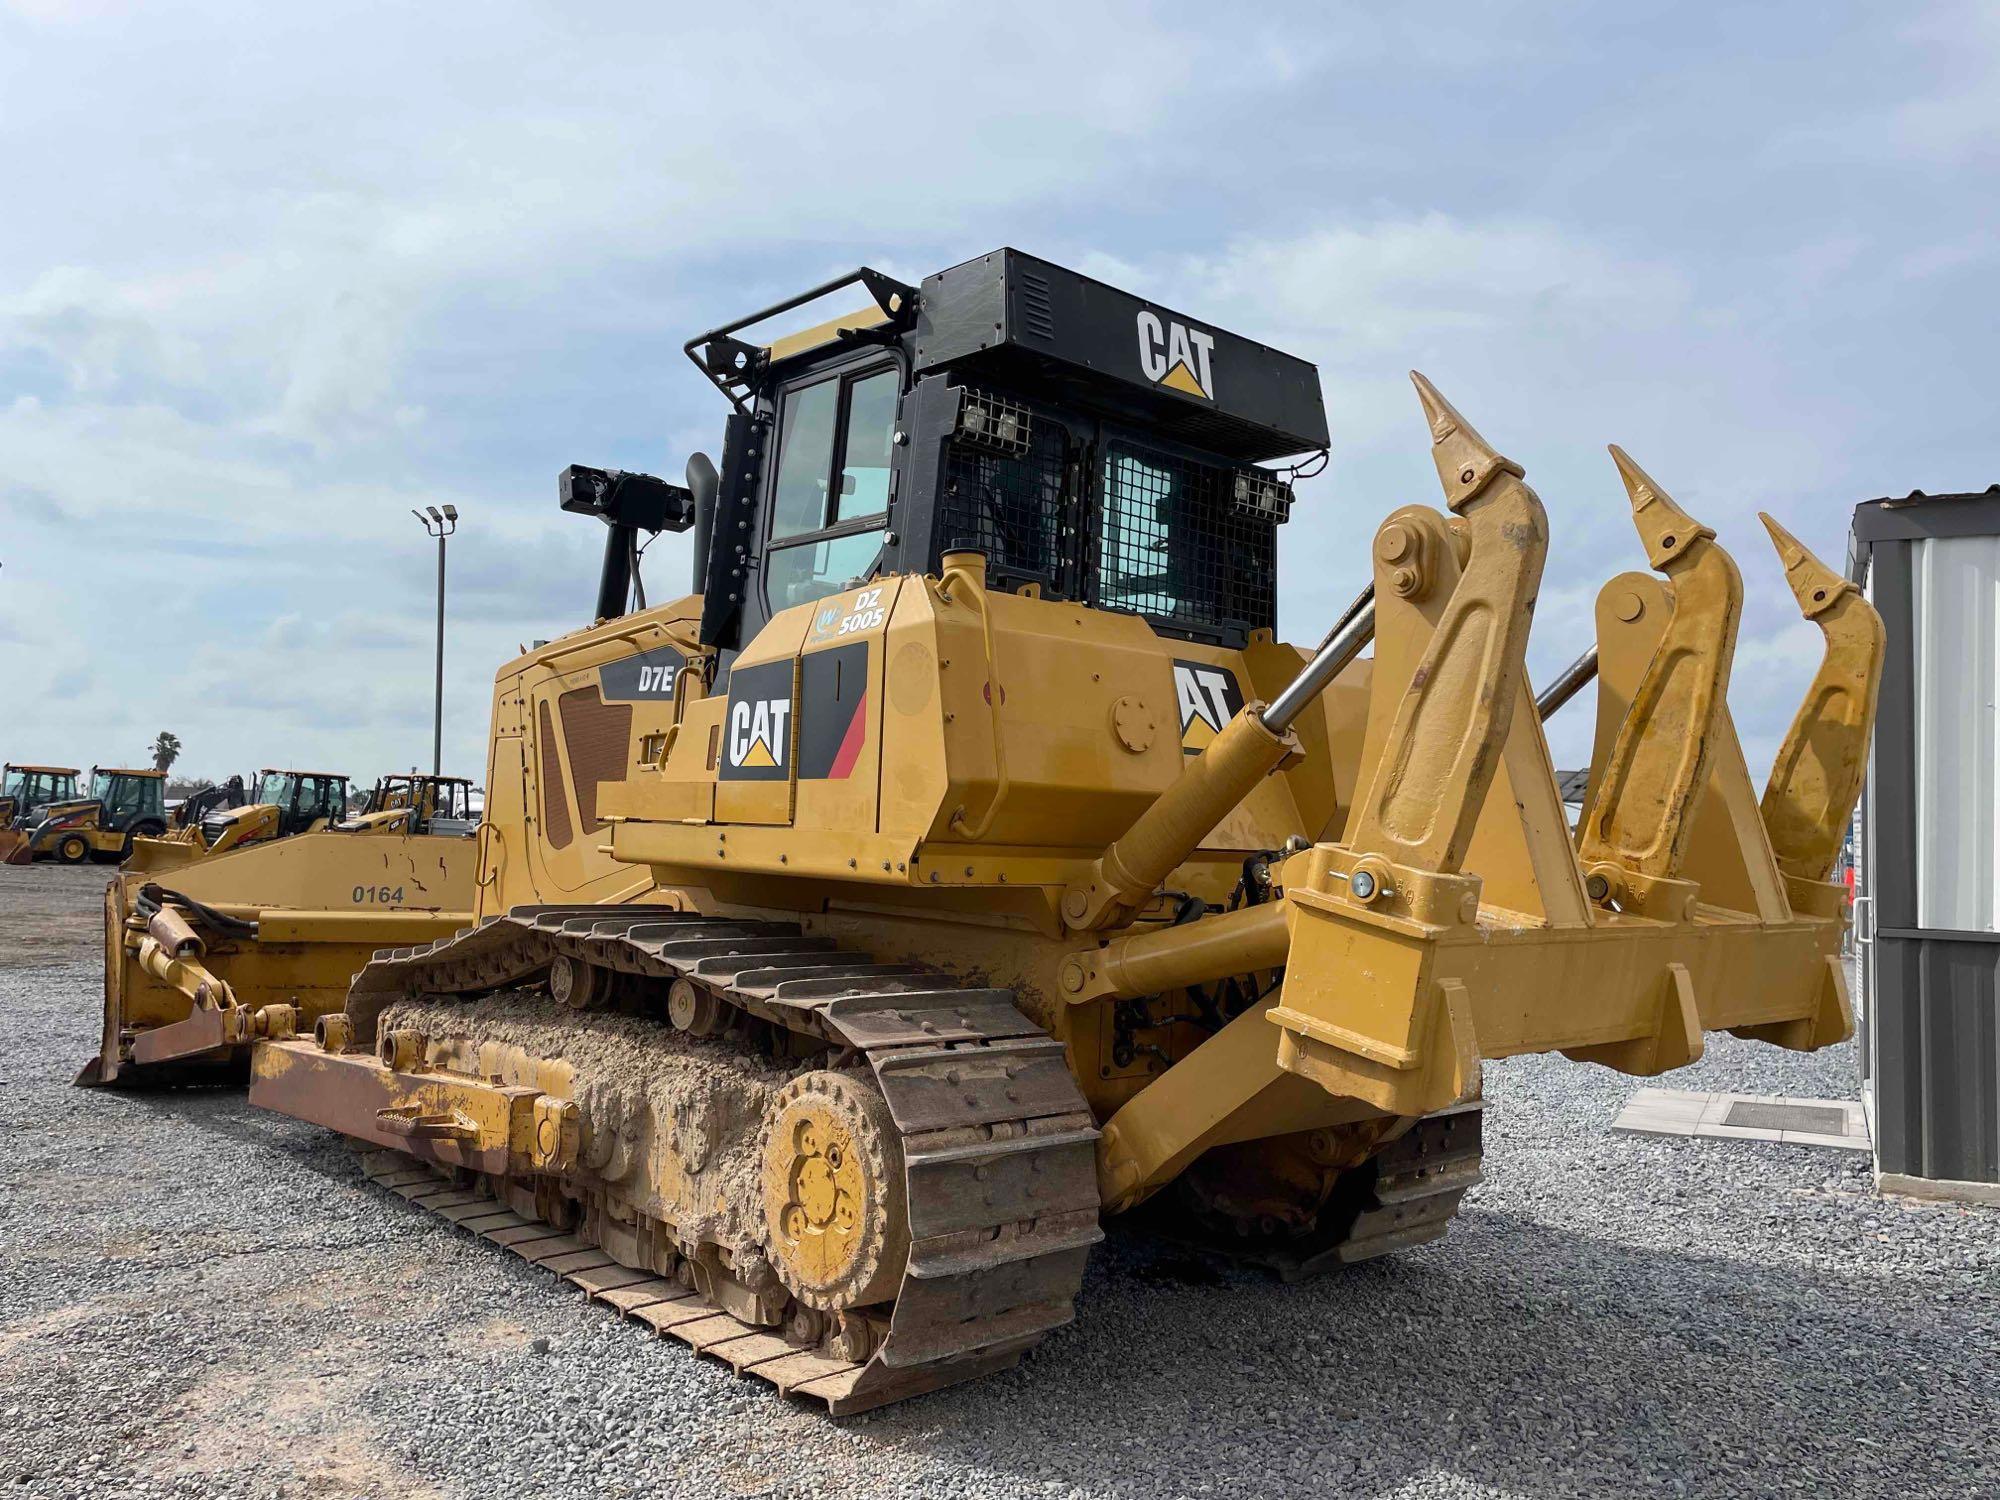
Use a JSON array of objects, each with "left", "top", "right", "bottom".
[
  {"left": 339, "top": 774, "right": 479, "bottom": 836},
  {"left": 125, "top": 768, "right": 350, "bottom": 872},
  {"left": 0, "top": 764, "right": 80, "bottom": 861},
  {"left": 239, "top": 250, "right": 1880, "bottom": 1414},
  {"left": 169, "top": 776, "right": 249, "bottom": 831},
  {"left": 8, "top": 767, "right": 168, "bottom": 864}
]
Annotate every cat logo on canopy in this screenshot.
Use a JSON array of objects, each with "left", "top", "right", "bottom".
[
  {"left": 1173, "top": 660, "right": 1245, "bottom": 754},
  {"left": 1136, "top": 310, "right": 1217, "bottom": 402}
]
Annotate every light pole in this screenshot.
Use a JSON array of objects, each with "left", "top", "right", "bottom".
[{"left": 412, "top": 504, "right": 459, "bottom": 776}]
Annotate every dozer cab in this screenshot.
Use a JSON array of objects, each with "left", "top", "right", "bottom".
[
  {"left": 0, "top": 764, "right": 81, "bottom": 861},
  {"left": 126, "top": 768, "right": 350, "bottom": 872},
  {"left": 244, "top": 250, "right": 1881, "bottom": 1414},
  {"left": 340, "top": 774, "right": 479, "bottom": 837},
  {"left": 10, "top": 767, "right": 168, "bottom": 864}
]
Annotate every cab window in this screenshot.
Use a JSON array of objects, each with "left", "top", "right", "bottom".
[
  {"left": 764, "top": 366, "right": 896, "bottom": 613},
  {"left": 302, "top": 777, "right": 343, "bottom": 820}
]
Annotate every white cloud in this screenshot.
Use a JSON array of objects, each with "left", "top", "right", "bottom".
[{"left": 0, "top": 0, "right": 1990, "bottom": 799}]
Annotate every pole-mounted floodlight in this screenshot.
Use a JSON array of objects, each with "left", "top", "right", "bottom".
[{"left": 412, "top": 505, "right": 461, "bottom": 776}]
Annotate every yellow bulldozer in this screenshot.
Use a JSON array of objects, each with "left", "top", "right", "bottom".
[
  {"left": 83, "top": 829, "right": 488, "bottom": 1089},
  {"left": 239, "top": 252, "right": 1881, "bottom": 1414},
  {"left": 86, "top": 773, "right": 496, "bottom": 1086}
]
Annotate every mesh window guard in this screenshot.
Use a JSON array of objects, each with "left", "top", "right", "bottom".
[
  {"left": 940, "top": 404, "right": 1075, "bottom": 591},
  {"left": 1096, "top": 442, "right": 1277, "bottom": 638}
]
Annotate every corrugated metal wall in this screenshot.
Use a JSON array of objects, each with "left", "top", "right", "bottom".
[
  {"left": 1855, "top": 498, "right": 2000, "bottom": 1189},
  {"left": 1912, "top": 535, "right": 2000, "bottom": 932}
]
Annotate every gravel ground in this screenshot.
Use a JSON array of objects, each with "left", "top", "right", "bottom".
[{"left": 2, "top": 859, "right": 1995, "bottom": 1499}]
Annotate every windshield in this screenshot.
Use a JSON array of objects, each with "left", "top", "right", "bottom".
[
  {"left": 90, "top": 771, "right": 115, "bottom": 801},
  {"left": 257, "top": 772, "right": 289, "bottom": 805}
]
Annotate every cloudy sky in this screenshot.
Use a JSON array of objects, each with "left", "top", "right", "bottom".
[{"left": 1, "top": 1, "right": 1993, "bottom": 789}]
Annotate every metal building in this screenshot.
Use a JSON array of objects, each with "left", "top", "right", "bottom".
[{"left": 1852, "top": 488, "right": 2000, "bottom": 1203}]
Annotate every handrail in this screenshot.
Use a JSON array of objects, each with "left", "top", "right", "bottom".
[{"left": 939, "top": 554, "right": 1010, "bottom": 841}]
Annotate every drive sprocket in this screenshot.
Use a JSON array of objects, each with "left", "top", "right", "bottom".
[{"left": 760, "top": 1069, "right": 910, "bottom": 1310}]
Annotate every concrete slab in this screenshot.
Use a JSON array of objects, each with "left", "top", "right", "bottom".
[
  {"left": 1877, "top": 1170, "right": 2000, "bottom": 1207},
  {"left": 1612, "top": 1117, "right": 1700, "bottom": 1138},
  {"left": 1625, "top": 1090, "right": 1709, "bottom": 1118},
  {"left": 1780, "top": 1130, "right": 1871, "bottom": 1152},
  {"left": 1611, "top": 1088, "right": 1871, "bottom": 1153},
  {"left": 1697, "top": 1122, "right": 1786, "bottom": 1142},
  {"left": 1697, "top": 1094, "right": 1738, "bottom": 1126}
]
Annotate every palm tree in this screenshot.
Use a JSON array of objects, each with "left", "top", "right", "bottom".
[{"left": 150, "top": 731, "right": 182, "bottom": 775}]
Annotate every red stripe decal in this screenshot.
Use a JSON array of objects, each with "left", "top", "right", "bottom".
[{"left": 827, "top": 690, "right": 868, "bottom": 780}]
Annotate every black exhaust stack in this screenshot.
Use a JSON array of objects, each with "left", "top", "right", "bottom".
[
  {"left": 685, "top": 453, "right": 718, "bottom": 595},
  {"left": 559, "top": 465, "right": 696, "bottom": 622}
]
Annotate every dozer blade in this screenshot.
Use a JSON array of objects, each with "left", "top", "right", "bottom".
[
  {"left": 1757, "top": 512, "right": 1885, "bottom": 885},
  {"left": 85, "top": 832, "right": 476, "bottom": 1086}
]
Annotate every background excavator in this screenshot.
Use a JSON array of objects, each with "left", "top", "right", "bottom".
[{"left": 228, "top": 250, "right": 1878, "bottom": 1414}]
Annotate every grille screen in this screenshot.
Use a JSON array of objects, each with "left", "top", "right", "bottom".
[
  {"left": 939, "top": 418, "right": 1075, "bottom": 591},
  {"left": 1096, "top": 441, "right": 1276, "bottom": 637},
  {"left": 558, "top": 686, "right": 633, "bottom": 834},
  {"left": 536, "top": 699, "right": 573, "bottom": 851},
  {"left": 1722, "top": 1101, "right": 1851, "bottom": 1135}
]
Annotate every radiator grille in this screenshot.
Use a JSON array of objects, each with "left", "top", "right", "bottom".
[{"left": 558, "top": 687, "right": 633, "bottom": 834}]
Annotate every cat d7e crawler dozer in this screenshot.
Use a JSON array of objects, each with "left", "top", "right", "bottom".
[{"left": 247, "top": 251, "right": 1881, "bottom": 1414}]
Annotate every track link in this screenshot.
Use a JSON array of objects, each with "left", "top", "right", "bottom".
[
  {"left": 1238, "top": 1105, "right": 1484, "bottom": 1282},
  {"left": 344, "top": 904, "right": 1104, "bottom": 1414}
]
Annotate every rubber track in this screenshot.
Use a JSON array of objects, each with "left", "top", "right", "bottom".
[{"left": 349, "top": 904, "right": 1105, "bottom": 1414}]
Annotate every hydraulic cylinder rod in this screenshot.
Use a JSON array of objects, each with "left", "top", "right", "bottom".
[
  {"left": 1536, "top": 648, "right": 1598, "bottom": 720},
  {"left": 1262, "top": 587, "right": 1377, "bottom": 733}
]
